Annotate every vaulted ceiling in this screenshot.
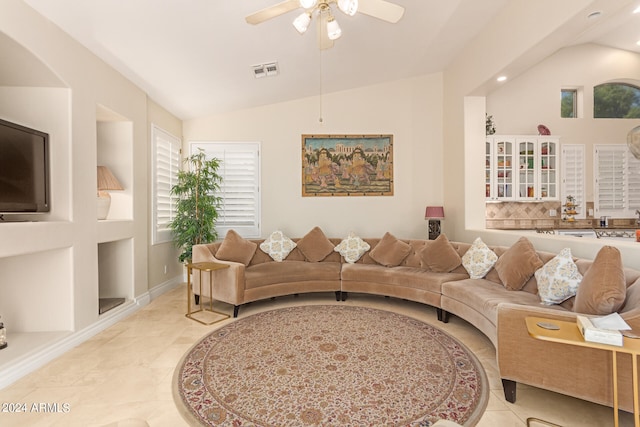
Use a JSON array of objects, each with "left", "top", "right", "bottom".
[{"left": 23, "top": 0, "right": 640, "bottom": 120}]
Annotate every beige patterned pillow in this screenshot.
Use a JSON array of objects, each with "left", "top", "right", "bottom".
[
  {"left": 334, "top": 232, "right": 370, "bottom": 263},
  {"left": 461, "top": 237, "right": 498, "bottom": 279},
  {"left": 535, "top": 248, "right": 582, "bottom": 305},
  {"left": 259, "top": 230, "right": 297, "bottom": 262}
]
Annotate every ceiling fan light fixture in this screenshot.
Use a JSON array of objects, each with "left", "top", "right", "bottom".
[
  {"left": 337, "top": 0, "right": 358, "bottom": 16},
  {"left": 299, "top": 0, "right": 318, "bottom": 9},
  {"left": 326, "top": 16, "right": 342, "bottom": 40},
  {"left": 293, "top": 12, "right": 312, "bottom": 34}
]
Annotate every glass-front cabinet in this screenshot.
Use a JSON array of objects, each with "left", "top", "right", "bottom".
[
  {"left": 486, "top": 137, "right": 515, "bottom": 200},
  {"left": 487, "top": 135, "right": 559, "bottom": 201}
]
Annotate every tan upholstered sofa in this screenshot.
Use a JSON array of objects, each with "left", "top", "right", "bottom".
[{"left": 192, "top": 227, "right": 640, "bottom": 413}]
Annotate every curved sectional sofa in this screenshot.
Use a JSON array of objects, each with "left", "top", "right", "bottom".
[{"left": 191, "top": 227, "right": 640, "bottom": 414}]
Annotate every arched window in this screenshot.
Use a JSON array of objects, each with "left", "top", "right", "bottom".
[{"left": 593, "top": 82, "right": 640, "bottom": 118}]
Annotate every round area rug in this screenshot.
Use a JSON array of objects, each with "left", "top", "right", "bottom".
[{"left": 173, "top": 305, "right": 488, "bottom": 426}]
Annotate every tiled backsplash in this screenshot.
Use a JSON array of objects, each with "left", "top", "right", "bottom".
[{"left": 486, "top": 201, "right": 594, "bottom": 229}]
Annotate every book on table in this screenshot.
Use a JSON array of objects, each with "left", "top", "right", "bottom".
[{"left": 576, "top": 314, "right": 628, "bottom": 347}]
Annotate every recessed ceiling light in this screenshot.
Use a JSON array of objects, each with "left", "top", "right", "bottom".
[
  {"left": 634, "top": 5, "right": 640, "bottom": 14},
  {"left": 637, "top": 39, "right": 640, "bottom": 46},
  {"left": 497, "top": 76, "right": 507, "bottom": 82},
  {"left": 587, "top": 11, "right": 602, "bottom": 20}
]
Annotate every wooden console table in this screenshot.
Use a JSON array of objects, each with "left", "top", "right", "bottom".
[
  {"left": 526, "top": 316, "right": 640, "bottom": 427},
  {"left": 186, "top": 262, "right": 230, "bottom": 325}
]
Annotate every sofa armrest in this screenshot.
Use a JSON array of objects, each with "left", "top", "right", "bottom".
[
  {"left": 191, "top": 244, "right": 245, "bottom": 305},
  {"left": 496, "top": 303, "right": 637, "bottom": 411}
]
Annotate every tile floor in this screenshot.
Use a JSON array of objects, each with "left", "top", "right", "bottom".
[{"left": 0, "top": 285, "right": 634, "bottom": 426}]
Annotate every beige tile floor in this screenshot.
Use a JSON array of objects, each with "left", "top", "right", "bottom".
[{"left": 0, "top": 285, "right": 634, "bottom": 427}]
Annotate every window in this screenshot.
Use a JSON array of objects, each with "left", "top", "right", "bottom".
[
  {"left": 594, "top": 144, "right": 640, "bottom": 217},
  {"left": 561, "top": 144, "right": 585, "bottom": 218},
  {"left": 190, "top": 142, "right": 261, "bottom": 238},
  {"left": 561, "top": 89, "right": 577, "bottom": 118},
  {"left": 593, "top": 83, "right": 640, "bottom": 118},
  {"left": 151, "top": 124, "right": 181, "bottom": 244}
]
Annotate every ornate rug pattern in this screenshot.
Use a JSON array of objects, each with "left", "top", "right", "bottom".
[{"left": 173, "top": 305, "right": 488, "bottom": 426}]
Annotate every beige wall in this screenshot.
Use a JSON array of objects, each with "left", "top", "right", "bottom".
[
  {"left": 443, "top": 0, "right": 640, "bottom": 269},
  {"left": 487, "top": 43, "right": 640, "bottom": 202},
  {"left": 184, "top": 73, "right": 444, "bottom": 239},
  {"left": 0, "top": 0, "right": 180, "bottom": 331}
]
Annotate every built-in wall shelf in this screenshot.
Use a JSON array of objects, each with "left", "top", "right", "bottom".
[
  {"left": 0, "top": 221, "right": 72, "bottom": 258},
  {"left": 97, "top": 219, "right": 134, "bottom": 243}
]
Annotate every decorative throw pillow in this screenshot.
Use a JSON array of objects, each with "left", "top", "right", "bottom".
[
  {"left": 535, "top": 248, "right": 582, "bottom": 305},
  {"left": 461, "top": 237, "right": 498, "bottom": 279},
  {"left": 494, "top": 237, "right": 543, "bottom": 291},
  {"left": 334, "top": 231, "right": 371, "bottom": 263},
  {"left": 420, "top": 234, "right": 461, "bottom": 273},
  {"left": 574, "top": 246, "right": 626, "bottom": 315},
  {"left": 369, "top": 232, "right": 411, "bottom": 267},
  {"left": 259, "top": 230, "right": 297, "bottom": 262},
  {"left": 296, "top": 226, "right": 335, "bottom": 262},
  {"left": 215, "top": 229, "right": 257, "bottom": 266}
]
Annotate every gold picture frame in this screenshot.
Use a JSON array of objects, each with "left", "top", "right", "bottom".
[{"left": 302, "top": 134, "right": 393, "bottom": 197}]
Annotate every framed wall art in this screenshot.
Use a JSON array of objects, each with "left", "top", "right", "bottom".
[{"left": 302, "top": 134, "right": 393, "bottom": 197}]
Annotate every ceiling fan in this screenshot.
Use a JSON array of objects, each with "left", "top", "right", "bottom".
[{"left": 245, "top": 0, "right": 405, "bottom": 50}]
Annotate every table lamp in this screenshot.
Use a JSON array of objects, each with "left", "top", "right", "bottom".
[
  {"left": 97, "top": 166, "right": 123, "bottom": 220},
  {"left": 425, "top": 206, "right": 445, "bottom": 240}
]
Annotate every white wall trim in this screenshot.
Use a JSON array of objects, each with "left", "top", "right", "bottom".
[{"left": 0, "top": 275, "right": 183, "bottom": 390}]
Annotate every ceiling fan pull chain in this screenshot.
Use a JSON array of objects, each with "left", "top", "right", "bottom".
[{"left": 319, "top": 24, "right": 324, "bottom": 124}]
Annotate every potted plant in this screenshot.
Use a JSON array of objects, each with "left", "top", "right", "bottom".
[{"left": 169, "top": 149, "right": 222, "bottom": 263}]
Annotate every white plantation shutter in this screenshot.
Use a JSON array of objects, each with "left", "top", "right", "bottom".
[
  {"left": 561, "top": 144, "right": 585, "bottom": 219},
  {"left": 152, "top": 125, "right": 181, "bottom": 244},
  {"left": 190, "top": 142, "right": 261, "bottom": 238},
  {"left": 629, "top": 154, "right": 640, "bottom": 209},
  {"left": 594, "top": 144, "right": 640, "bottom": 216}
]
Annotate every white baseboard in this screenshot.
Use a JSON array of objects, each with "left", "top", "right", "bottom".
[{"left": 0, "top": 275, "right": 183, "bottom": 390}]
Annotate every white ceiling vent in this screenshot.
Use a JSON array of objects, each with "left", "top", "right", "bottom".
[{"left": 252, "top": 62, "right": 279, "bottom": 78}]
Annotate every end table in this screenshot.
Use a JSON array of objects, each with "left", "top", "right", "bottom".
[{"left": 186, "top": 262, "right": 230, "bottom": 325}]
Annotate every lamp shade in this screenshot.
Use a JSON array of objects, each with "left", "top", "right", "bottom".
[
  {"left": 326, "top": 16, "right": 342, "bottom": 40},
  {"left": 425, "top": 206, "right": 445, "bottom": 219},
  {"left": 97, "top": 166, "right": 123, "bottom": 191},
  {"left": 338, "top": 0, "right": 358, "bottom": 16},
  {"left": 299, "top": 0, "right": 317, "bottom": 8},
  {"left": 293, "top": 12, "right": 311, "bottom": 34}
]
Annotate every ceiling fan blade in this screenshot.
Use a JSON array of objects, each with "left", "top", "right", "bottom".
[
  {"left": 245, "top": 0, "right": 300, "bottom": 25},
  {"left": 317, "top": 11, "right": 334, "bottom": 50},
  {"left": 357, "top": 0, "right": 405, "bottom": 23}
]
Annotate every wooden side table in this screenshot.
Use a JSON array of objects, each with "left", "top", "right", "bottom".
[
  {"left": 186, "top": 262, "right": 230, "bottom": 325},
  {"left": 525, "top": 316, "right": 640, "bottom": 427}
]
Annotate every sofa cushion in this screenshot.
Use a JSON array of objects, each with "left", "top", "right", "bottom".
[
  {"left": 535, "top": 247, "right": 582, "bottom": 305},
  {"left": 369, "top": 232, "right": 411, "bottom": 267},
  {"left": 245, "top": 261, "right": 341, "bottom": 289},
  {"left": 442, "top": 279, "right": 553, "bottom": 327},
  {"left": 494, "top": 237, "right": 543, "bottom": 291},
  {"left": 334, "top": 231, "right": 370, "bottom": 263},
  {"left": 341, "top": 263, "right": 468, "bottom": 294},
  {"left": 259, "top": 231, "right": 297, "bottom": 262},
  {"left": 420, "top": 234, "right": 461, "bottom": 273},
  {"left": 215, "top": 229, "right": 257, "bottom": 266},
  {"left": 574, "top": 245, "right": 626, "bottom": 315},
  {"left": 461, "top": 237, "right": 497, "bottom": 279},
  {"left": 296, "top": 226, "right": 335, "bottom": 262}
]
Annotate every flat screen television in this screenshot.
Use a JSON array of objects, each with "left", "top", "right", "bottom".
[{"left": 0, "top": 118, "right": 50, "bottom": 213}]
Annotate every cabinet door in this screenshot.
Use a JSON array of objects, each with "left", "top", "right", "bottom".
[
  {"left": 485, "top": 140, "right": 492, "bottom": 198},
  {"left": 538, "top": 139, "right": 558, "bottom": 200},
  {"left": 489, "top": 138, "right": 515, "bottom": 200},
  {"left": 517, "top": 139, "right": 536, "bottom": 199}
]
